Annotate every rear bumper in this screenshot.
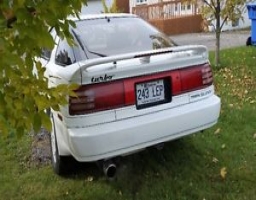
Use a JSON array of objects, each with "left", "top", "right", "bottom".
[{"left": 63, "top": 95, "right": 220, "bottom": 162}]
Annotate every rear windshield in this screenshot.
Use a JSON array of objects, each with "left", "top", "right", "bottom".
[{"left": 74, "top": 16, "right": 176, "bottom": 58}]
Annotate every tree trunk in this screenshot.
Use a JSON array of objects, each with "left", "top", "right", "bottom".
[
  {"left": 215, "top": 0, "right": 221, "bottom": 67},
  {"left": 215, "top": 28, "right": 221, "bottom": 67}
]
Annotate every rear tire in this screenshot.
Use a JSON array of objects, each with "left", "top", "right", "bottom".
[
  {"left": 246, "top": 36, "right": 252, "bottom": 46},
  {"left": 50, "top": 116, "right": 73, "bottom": 175}
]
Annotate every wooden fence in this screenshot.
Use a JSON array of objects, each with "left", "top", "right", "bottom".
[{"left": 132, "top": 0, "right": 204, "bottom": 35}]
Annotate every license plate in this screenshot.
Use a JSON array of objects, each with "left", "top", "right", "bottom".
[{"left": 136, "top": 79, "right": 170, "bottom": 109}]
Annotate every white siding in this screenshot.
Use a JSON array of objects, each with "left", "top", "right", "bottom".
[
  {"left": 82, "top": 0, "right": 113, "bottom": 14},
  {"left": 208, "top": 9, "right": 251, "bottom": 31}
]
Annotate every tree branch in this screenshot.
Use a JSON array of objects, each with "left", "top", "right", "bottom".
[
  {"left": 220, "top": 16, "right": 228, "bottom": 30},
  {"left": 202, "top": 0, "right": 215, "bottom": 11}
]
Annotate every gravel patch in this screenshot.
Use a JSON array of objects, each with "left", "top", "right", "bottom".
[{"left": 31, "top": 128, "right": 51, "bottom": 166}]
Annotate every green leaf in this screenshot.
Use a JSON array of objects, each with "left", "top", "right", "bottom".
[
  {"left": 41, "top": 112, "right": 52, "bottom": 132},
  {"left": 33, "top": 113, "right": 42, "bottom": 133},
  {"left": 0, "top": 0, "right": 87, "bottom": 138},
  {"left": 69, "top": 83, "right": 79, "bottom": 91}
]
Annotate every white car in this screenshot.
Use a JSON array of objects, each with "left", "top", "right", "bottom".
[{"left": 41, "top": 13, "right": 221, "bottom": 177}]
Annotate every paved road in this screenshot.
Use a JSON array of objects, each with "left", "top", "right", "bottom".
[{"left": 170, "top": 30, "right": 250, "bottom": 51}]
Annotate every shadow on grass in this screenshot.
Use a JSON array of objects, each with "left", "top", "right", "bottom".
[
  {"left": 59, "top": 136, "right": 204, "bottom": 198},
  {"left": 110, "top": 138, "right": 203, "bottom": 197}
]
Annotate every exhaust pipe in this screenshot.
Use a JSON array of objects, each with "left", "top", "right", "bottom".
[
  {"left": 154, "top": 142, "right": 164, "bottom": 150},
  {"left": 102, "top": 160, "right": 117, "bottom": 180}
]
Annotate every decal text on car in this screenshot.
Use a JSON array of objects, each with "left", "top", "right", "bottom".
[{"left": 91, "top": 74, "right": 114, "bottom": 83}]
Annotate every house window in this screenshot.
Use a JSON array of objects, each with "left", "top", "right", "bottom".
[
  {"left": 181, "top": 4, "right": 186, "bottom": 10},
  {"left": 175, "top": 4, "right": 178, "bottom": 11},
  {"left": 136, "top": 0, "right": 147, "bottom": 4}
]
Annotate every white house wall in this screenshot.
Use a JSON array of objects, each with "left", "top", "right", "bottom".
[
  {"left": 209, "top": 11, "right": 251, "bottom": 32},
  {"left": 82, "top": 0, "right": 113, "bottom": 14}
]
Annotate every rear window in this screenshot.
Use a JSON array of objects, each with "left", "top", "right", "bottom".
[{"left": 74, "top": 16, "right": 176, "bottom": 59}]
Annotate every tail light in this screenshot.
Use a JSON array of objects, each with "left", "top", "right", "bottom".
[
  {"left": 69, "top": 81, "right": 126, "bottom": 115},
  {"left": 69, "top": 63, "right": 213, "bottom": 115},
  {"left": 178, "top": 63, "right": 213, "bottom": 94},
  {"left": 201, "top": 64, "right": 213, "bottom": 85}
]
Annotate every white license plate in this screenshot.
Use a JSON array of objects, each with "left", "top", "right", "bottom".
[{"left": 136, "top": 79, "right": 165, "bottom": 107}]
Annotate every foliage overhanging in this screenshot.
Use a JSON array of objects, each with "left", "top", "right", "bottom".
[{"left": 0, "top": 0, "right": 87, "bottom": 137}]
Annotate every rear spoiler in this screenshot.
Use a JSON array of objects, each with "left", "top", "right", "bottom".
[
  {"left": 78, "top": 45, "right": 208, "bottom": 71},
  {"left": 75, "top": 45, "right": 208, "bottom": 80}
]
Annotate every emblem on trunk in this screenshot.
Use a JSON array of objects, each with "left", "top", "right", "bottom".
[{"left": 91, "top": 74, "right": 114, "bottom": 83}]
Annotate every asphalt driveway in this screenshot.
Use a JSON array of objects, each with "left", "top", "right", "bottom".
[{"left": 170, "top": 30, "right": 250, "bottom": 51}]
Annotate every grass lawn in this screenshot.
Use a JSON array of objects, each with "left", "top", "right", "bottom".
[{"left": 1, "top": 46, "right": 256, "bottom": 200}]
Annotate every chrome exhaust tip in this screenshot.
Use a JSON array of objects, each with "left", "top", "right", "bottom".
[{"left": 103, "top": 160, "right": 117, "bottom": 180}]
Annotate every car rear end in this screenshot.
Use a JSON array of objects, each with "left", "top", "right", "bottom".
[{"left": 54, "top": 50, "right": 220, "bottom": 162}]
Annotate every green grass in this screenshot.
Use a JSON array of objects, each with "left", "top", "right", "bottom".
[{"left": 1, "top": 46, "right": 256, "bottom": 200}]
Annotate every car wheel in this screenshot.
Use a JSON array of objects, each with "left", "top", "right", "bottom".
[
  {"left": 50, "top": 117, "right": 72, "bottom": 175},
  {"left": 246, "top": 36, "right": 252, "bottom": 46}
]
